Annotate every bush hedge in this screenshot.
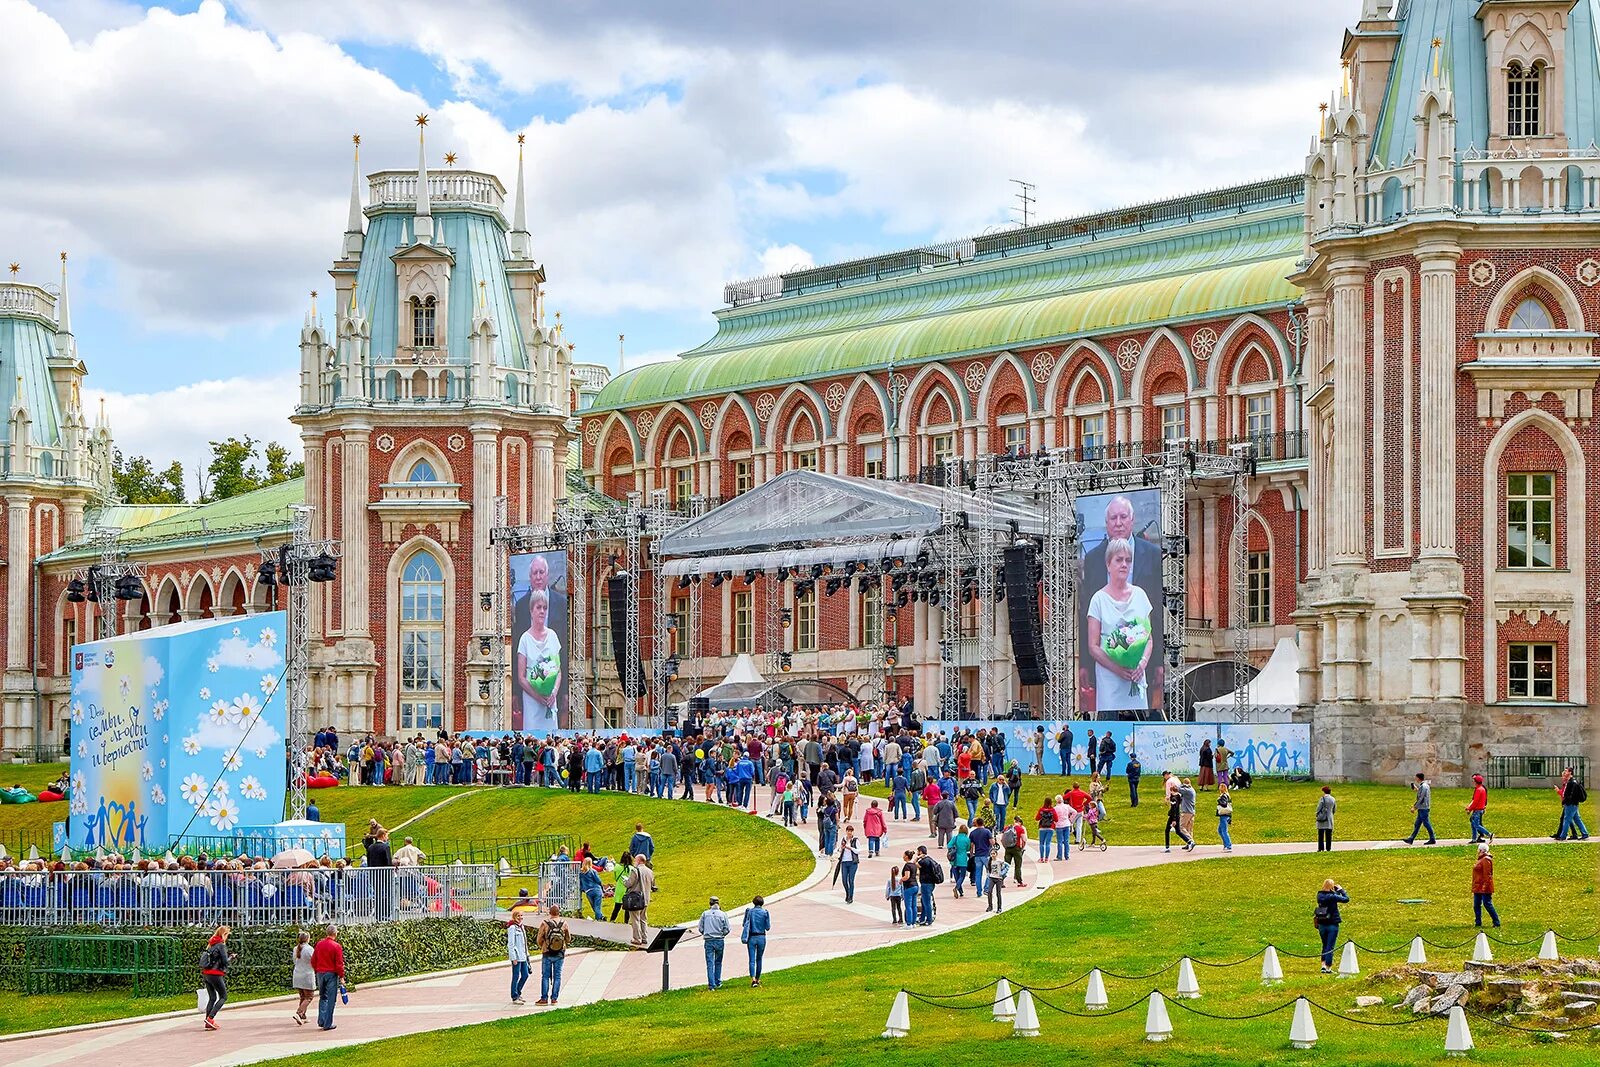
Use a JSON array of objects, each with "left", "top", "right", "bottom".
[{"left": 0, "top": 917, "right": 505, "bottom": 995}]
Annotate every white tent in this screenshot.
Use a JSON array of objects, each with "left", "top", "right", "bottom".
[{"left": 1195, "top": 637, "right": 1301, "bottom": 722}]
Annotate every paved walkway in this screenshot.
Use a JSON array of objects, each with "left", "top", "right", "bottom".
[{"left": 1, "top": 781, "right": 1583, "bottom": 1067}]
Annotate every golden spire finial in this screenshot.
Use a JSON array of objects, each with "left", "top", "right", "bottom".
[
  {"left": 7, "top": 263, "right": 17, "bottom": 276},
  {"left": 516, "top": 132, "right": 526, "bottom": 145},
  {"left": 444, "top": 152, "right": 457, "bottom": 166},
  {"left": 478, "top": 278, "right": 486, "bottom": 309},
  {"left": 60, "top": 251, "right": 68, "bottom": 263},
  {"left": 1431, "top": 37, "right": 1443, "bottom": 80},
  {"left": 353, "top": 133, "right": 361, "bottom": 147},
  {"left": 415, "top": 113, "right": 429, "bottom": 128},
  {"left": 310, "top": 290, "right": 318, "bottom": 317}
]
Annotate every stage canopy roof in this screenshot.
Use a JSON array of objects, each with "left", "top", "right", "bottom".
[
  {"left": 656, "top": 469, "right": 1046, "bottom": 575},
  {"left": 1194, "top": 637, "right": 1301, "bottom": 721}
]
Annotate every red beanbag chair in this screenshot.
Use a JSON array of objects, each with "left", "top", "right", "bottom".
[
  {"left": 307, "top": 775, "right": 339, "bottom": 789},
  {"left": 38, "top": 790, "right": 65, "bottom": 803}
]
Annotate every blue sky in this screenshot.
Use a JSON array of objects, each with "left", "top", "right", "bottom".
[{"left": 3, "top": 0, "right": 1351, "bottom": 464}]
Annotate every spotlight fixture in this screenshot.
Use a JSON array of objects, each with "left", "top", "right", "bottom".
[
  {"left": 307, "top": 552, "right": 338, "bottom": 583},
  {"left": 480, "top": 592, "right": 494, "bottom": 611},
  {"left": 257, "top": 559, "right": 278, "bottom": 588},
  {"left": 779, "top": 652, "right": 793, "bottom": 673},
  {"left": 810, "top": 564, "right": 824, "bottom": 580},
  {"left": 66, "top": 577, "right": 87, "bottom": 603},
  {"left": 709, "top": 572, "right": 725, "bottom": 588},
  {"left": 825, "top": 577, "right": 843, "bottom": 597},
  {"left": 677, "top": 576, "right": 692, "bottom": 589},
  {"left": 478, "top": 681, "right": 491, "bottom": 699},
  {"left": 666, "top": 612, "right": 680, "bottom": 634},
  {"left": 478, "top": 636, "right": 492, "bottom": 655},
  {"left": 780, "top": 608, "right": 793, "bottom": 629},
  {"left": 884, "top": 645, "right": 899, "bottom": 667},
  {"left": 666, "top": 657, "right": 680, "bottom": 681}
]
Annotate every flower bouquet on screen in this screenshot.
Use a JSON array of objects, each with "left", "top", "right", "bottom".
[
  {"left": 1102, "top": 617, "right": 1151, "bottom": 696},
  {"left": 528, "top": 653, "right": 560, "bottom": 699}
]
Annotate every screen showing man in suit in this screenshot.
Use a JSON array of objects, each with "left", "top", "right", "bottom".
[
  {"left": 1076, "top": 489, "right": 1165, "bottom": 717},
  {"left": 510, "top": 551, "right": 569, "bottom": 731}
]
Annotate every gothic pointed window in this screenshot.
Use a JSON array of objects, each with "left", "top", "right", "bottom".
[
  {"left": 411, "top": 295, "right": 437, "bottom": 348},
  {"left": 398, "top": 549, "right": 446, "bottom": 730},
  {"left": 1508, "top": 297, "right": 1554, "bottom": 332},
  {"left": 407, "top": 458, "right": 440, "bottom": 483},
  {"left": 1507, "top": 61, "right": 1542, "bottom": 137}
]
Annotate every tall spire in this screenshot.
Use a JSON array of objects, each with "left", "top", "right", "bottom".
[
  {"left": 413, "top": 113, "right": 433, "bottom": 245},
  {"left": 343, "top": 133, "right": 365, "bottom": 258},
  {"left": 510, "top": 132, "right": 530, "bottom": 258},
  {"left": 56, "top": 251, "right": 72, "bottom": 335}
]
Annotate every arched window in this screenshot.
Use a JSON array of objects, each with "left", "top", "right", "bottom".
[
  {"left": 1508, "top": 297, "right": 1554, "bottom": 332},
  {"left": 407, "top": 458, "right": 440, "bottom": 483},
  {"left": 398, "top": 549, "right": 445, "bottom": 730},
  {"left": 410, "top": 295, "right": 437, "bottom": 348},
  {"left": 1507, "top": 61, "right": 1542, "bottom": 137}
]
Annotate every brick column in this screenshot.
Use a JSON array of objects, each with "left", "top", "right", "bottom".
[
  {"left": 342, "top": 424, "right": 371, "bottom": 637},
  {"left": 1328, "top": 262, "right": 1367, "bottom": 565},
  {"left": 1417, "top": 247, "right": 1460, "bottom": 558}
]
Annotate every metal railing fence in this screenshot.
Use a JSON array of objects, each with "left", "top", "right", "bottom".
[{"left": 0, "top": 864, "right": 497, "bottom": 929}]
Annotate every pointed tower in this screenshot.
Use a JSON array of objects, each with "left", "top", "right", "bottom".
[
  {"left": 343, "top": 134, "right": 365, "bottom": 259},
  {"left": 1413, "top": 37, "right": 1457, "bottom": 211},
  {"left": 413, "top": 114, "right": 433, "bottom": 246},
  {"left": 509, "top": 133, "right": 531, "bottom": 260}
]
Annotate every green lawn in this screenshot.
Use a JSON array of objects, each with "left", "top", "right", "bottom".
[
  {"left": 279, "top": 843, "right": 1599, "bottom": 1066},
  {"left": 862, "top": 775, "right": 1584, "bottom": 844},
  {"left": 0, "top": 762, "right": 69, "bottom": 845},
  {"left": 403, "top": 789, "right": 816, "bottom": 925}
]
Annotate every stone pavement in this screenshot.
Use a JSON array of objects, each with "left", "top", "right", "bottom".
[{"left": 0, "top": 780, "right": 1582, "bottom": 1067}]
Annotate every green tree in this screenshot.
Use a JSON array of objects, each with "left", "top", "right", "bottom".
[
  {"left": 263, "top": 441, "right": 305, "bottom": 484},
  {"left": 201, "top": 436, "right": 304, "bottom": 501},
  {"left": 110, "top": 449, "right": 185, "bottom": 504}
]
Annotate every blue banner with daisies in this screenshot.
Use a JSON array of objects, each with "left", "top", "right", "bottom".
[{"left": 68, "top": 612, "right": 289, "bottom": 851}]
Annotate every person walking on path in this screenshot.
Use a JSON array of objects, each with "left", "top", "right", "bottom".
[
  {"left": 915, "top": 846, "right": 939, "bottom": 926},
  {"left": 862, "top": 800, "right": 887, "bottom": 857},
  {"left": 969, "top": 818, "right": 992, "bottom": 897},
  {"left": 988, "top": 775, "right": 1011, "bottom": 831},
  {"left": 624, "top": 856, "right": 657, "bottom": 948},
  {"left": 698, "top": 896, "right": 731, "bottom": 990},
  {"left": 1466, "top": 774, "right": 1493, "bottom": 843},
  {"left": 886, "top": 865, "right": 904, "bottom": 925},
  {"left": 742, "top": 895, "right": 771, "bottom": 987},
  {"left": 291, "top": 930, "right": 315, "bottom": 1024},
  {"left": 1555, "top": 767, "right": 1590, "bottom": 840},
  {"left": 899, "top": 850, "right": 921, "bottom": 928},
  {"left": 1213, "top": 741, "right": 1230, "bottom": 787},
  {"left": 311, "top": 925, "right": 346, "bottom": 1031},
  {"left": 841, "top": 770, "right": 860, "bottom": 821},
  {"left": 1314, "top": 879, "right": 1348, "bottom": 974},
  {"left": 506, "top": 909, "right": 531, "bottom": 1005},
  {"left": 932, "top": 793, "right": 958, "bottom": 848},
  {"left": 1126, "top": 752, "right": 1142, "bottom": 807},
  {"left": 1197, "top": 739, "right": 1215, "bottom": 791},
  {"left": 1178, "top": 779, "right": 1197, "bottom": 849},
  {"left": 1315, "top": 785, "right": 1336, "bottom": 852},
  {"left": 535, "top": 904, "right": 569, "bottom": 1005},
  {"left": 1163, "top": 784, "right": 1192, "bottom": 852},
  {"left": 627, "top": 823, "right": 654, "bottom": 862},
  {"left": 609, "top": 854, "right": 633, "bottom": 923},
  {"left": 985, "top": 846, "right": 1007, "bottom": 912},
  {"left": 578, "top": 858, "right": 605, "bottom": 920},
  {"left": 949, "top": 822, "right": 972, "bottom": 897},
  {"left": 836, "top": 827, "right": 861, "bottom": 903},
  {"left": 200, "top": 924, "right": 231, "bottom": 1031},
  {"left": 1472, "top": 844, "right": 1501, "bottom": 927},
  {"left": 1004, "top": 815, "right": 1028, "bottom": 886},
  {"left": 1404, "top": 772, "right": 1437, "bottom": 845}
]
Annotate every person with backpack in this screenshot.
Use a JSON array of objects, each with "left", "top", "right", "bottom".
[
  {"left": 908, "top": 764, "right": 927, "bottom": 821},
  {"left": 948, "top": 822, "right": 972, "bottom": 897},
  {"left": 506, "top": 909, "right": 531, "bottom": 1005},
  {"left": 199, "top": 924, "right": 231, "bottom": 1031},
  {"left": 836, "top": 826, "right": 861, "bottom": 903},
  {"left": 959, "top": 776, "right": 982, "bottom": 823},
  {"left": 985, "top": 845, "right": 1008, "bottom": 912},
  {"left": 1555, "top": 768, "right": 1590, "bottom": 840},
  {"left": 535, "top": 904, "right": 569, "bottom": 1004},
  {"left": 741, "top": 895, "right": 771, "bottom": 987},
  {"left": 1034, "top": 797, "right": 1057, "bottom": 862},
  {"left": 1315, "top": 785, "right": 1337, "bottom": 852},
  {"left": 899, "top": 849, "right": 920, "bottom": 927},
  {"left": 1314, "top": 879, "right": 1349, "bottom": 973},
  {"left": 969, "top": 817, "right": 992, "bottom": 897},
  {"left": 1098, "top": 731, "right": 1116, "bottom": 777},
  {"left": 862, "top": 799, "right": 887, "bottom": 857},
  {"left": 915, "top": 845, "right": 941, "bottom": 925},
  {"left": 988, "top": 775, "right": 1011, "bottom": 831},
  {"left": 1003, "top": 816, "right": 1027, "bottom": 886}
]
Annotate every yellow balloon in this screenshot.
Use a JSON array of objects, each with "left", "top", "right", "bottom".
[{"left": 695, "top": 749, "right": 705, "bottom": 759}]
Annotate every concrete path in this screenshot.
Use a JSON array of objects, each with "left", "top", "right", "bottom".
[{"left": 0, "top": 780, "right": 1584, "bottom": 1067}]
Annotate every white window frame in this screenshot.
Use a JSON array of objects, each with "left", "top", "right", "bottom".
[
  {"left": 860, "top": 437, "right": 885, "bottom": 480},
  {"left": 733, "top": 591, "right": 753, "bottom": 654},
  {"left": 1506, "top": 641, "right": 1555, "bottom": 699},
  {"left": 1505, "top": 471, "right": 1556, "bottom": 570},
  {"left": 795, "top": 586, "right": 818, "bottom": 652}
]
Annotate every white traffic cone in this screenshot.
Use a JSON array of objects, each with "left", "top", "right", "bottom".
[
  {"left": 992, "top": 977, "right": 1016, "bottom": 1021},
  {"left": 1471, "top": 932, "right": 1492, "bottom": 963},
  {"left": 1012, "top": 990, "right": 1041, "bottom": 1038},
  {"left": 1175, "top": 956, "right": 1201, "bottom": 999},
  {"left": 1085, "top": 968, "right": 1108, "bottom": 1011},
  {"left": 1145, "top": 991, "right": 1173, "bottom": 1041},
  {"left": 882, "top": 991, "right": 910, "bottom": 1038},
  {"left": 1538, "top": 930, "right": 1558, "bottom": 962},
  {"left": 1407, "top": 937, "right": 1427, "bottom": 965},
  {"left": 499, "top": 858, "right": 511, "bottom": 874},
  {"left": 1289, "top": 996, "right": 1318, "bottom": 1049},
  {"left": 1261, "top": 946, "right": 1284, "bottom": 984},
  {"left": 1337, "top": 942, "right": 1360, "bottom": 978},
  {"left": 1444, "top": 1004, "right": 1473, "bottom": 1055}
]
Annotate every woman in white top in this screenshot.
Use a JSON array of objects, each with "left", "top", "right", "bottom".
[
  {"left": 516, "top": 589, "right": 563, "bottom": 734},
  {"left": 1086, "top": 537, "right": 1154, "bottom": 713},
  {"left": 291, "top": 930, "right": 315, "bottom": 1024}
]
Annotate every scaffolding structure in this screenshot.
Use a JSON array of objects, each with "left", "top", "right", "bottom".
[{"left": 276, "top": 505, "right": 339, "bottom": 821}]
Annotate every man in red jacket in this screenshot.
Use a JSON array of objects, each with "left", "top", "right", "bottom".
[
  {"left": 312, "top": 925, "right": 348, "bottom": 1031},
  {"left": 1465, "top": 773, "right": 1493, "bottom": 844}
]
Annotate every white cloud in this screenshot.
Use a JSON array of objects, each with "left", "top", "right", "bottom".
[
  {"left": 86, "top": 373, "right": 300, "bottom": 467},
  {"left": 757, "top": 244, "right": 813, "bottom": 276},
  {"left": 210, "top": 633, "right": 284, "bottom": 670},
  {"left": 191, "top": 711, "right": 281, "bottom": 751}
]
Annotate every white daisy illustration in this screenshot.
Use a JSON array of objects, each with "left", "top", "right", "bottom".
[
  {"left": 259, "top": 674, "right": 279, "bottom": 698},
  {"left": 199, "top": 687, "right": 211, "bottom": 700},
  {"left": 152, "top": 699, "right": 168, "bottom": 722},
  {"left": 239, "top": 775, "right": 264, "bottom": 800},
  {"left": 207, "top": 700, "right": 231, "bottom": 727},
  {"left": 254, "top": 746, "right": 268, "bottom": 759},
  {"left": 118, "top": 675, "right": 131, "bottom": 696},
  {"left": 232, "top": 626, "right": 242, "bottom": 637},
  {"left": 161, "top": 733, "right": 168, "bottom": 745},
  {"left": 159, "top": 758, "right": 167, "bottom": 769},
  {"left": 179, "top": 773, "right": 210, "bottom": 807},
  {"left": 183, "top": 735, "right": 202, "bottom": 756},
  {"left": 72, "top": 770, "right": 85, "bottom": 796},
  {"left": 141, "top": 760, "right": 154, "bottom": 782},
  {"left": 259, "top": 628, "right": 277, "bottom": 649},
  {"left": 1070, "top": 746, "right": 1088, "bottom": 771},
  {"left": 77, "top": 739, "right": 87, "bottom": 758},
  {"left": 209, "top": 796, "right": 241, "bottom": 831},
  {"left": 207, "top": 659, "right": 220, "bottom": 673},
  {"left": 222, "top": 751, "right": 243, "bottom": 772},
  {"left": 71, "top": 793, "right": 88, "bottom": 815},
  {"left": 70, "top": 702, "right": 84, "bottom": 724},
  {"left": 151, "top": 785, "right": 167, "bottom": 806},
  {"left": 232, "top": 693, "right": 261, "bottom": 725}
]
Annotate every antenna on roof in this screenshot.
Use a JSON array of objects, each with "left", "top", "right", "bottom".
[
  {"left": 1010, "top": 179, "right": 1037, "bottom": 228},
  {"left": 618, "top": 333, "right": 625, "bottom": 374}
]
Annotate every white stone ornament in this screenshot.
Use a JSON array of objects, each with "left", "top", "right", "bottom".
[
  {"left": 963, "top": 361, "right": 985, "bottom": 394},
  {"left": 1289, "top": 996, "right": 1318, "bottom": 1049},
  {"left": 881, "top": 991, "right": 910, "bottom": 1038},
  {"left": 1030, "top": 350, "right": 1054, "bottom": 383},
  {"left": 634, "top": 410, "right": 655, "bottom": 439},
  {"left": 1468, "top": 260, "right": 1497, "bottom": 287},
  {"left": 584, "top": 421, "right": 601, "bottom": 445},
  {"left": 446, "top": 433, "right": 465, "bottom": 452},
  {"left": 1115, "top": 337, "right": 1141, "bottom": 371},
  {"left": 1011, "top": 989, "right": 1041, "bottom": 1038},
  {"left": 1407, "top": 937, "right": 1427, "bottom": 965},
  {"left": 1444, "top": 1005, "right": 1473, "bottom": 1055},
  {"left": 1084, "top": 968, "right": 1108, "bottom": 1010},
  {"left": 1190, "top": 326, "right": 1218, "bottom": 361},
  {"left": 698, "top": 400, "right": 718, "bottom": 429},
  {"left": 1471, "top": 932, "right": 1492, "bottom": 963},
  {"left": 824, "top": 381, "right": 847, "bottom": 413},
  {"left": 1175, "top": 957, "right": 1201, "bottom": 998},
  {"left": 374, "top": 433, "right": 395, "bottom": 453},
  {"left": 992, "top": 977, "right": 1016, "bottom": 1020},
  {"left": 1144, "top": 991, "right": 1173, "bottom": 1042},
  {"left": 1575, "top": 258, "right": 1600, "bottom": 287},
  {"left": 1338, "top": 941, "right": 1360, "bottom": 977},
  {"left": 754, "top": 392, "right": 775, "bottom": 423},
  {"left": 1261, "top": 945, "right": 1284, "bottom": 984},
  {"left": 1538, "top": 929, "right": 1559, "bottom": 961}
]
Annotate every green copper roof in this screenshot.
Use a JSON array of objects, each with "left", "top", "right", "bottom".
[
  {"left": 41, "top": 478, "right": 305, "bottom": 565},
  {"left": 0, "top": 304, "right": 64, "bottom": 448},
  {"left": 593, "top": 205, "right": 1303, "bottom": 412},
  {"left": 352, "top": 210, "right": 528, "bottom": 371}
]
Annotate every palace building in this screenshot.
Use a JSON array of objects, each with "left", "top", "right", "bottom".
[{"left": 4, "top": 0, "right": 1598, "bottom": 782}]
